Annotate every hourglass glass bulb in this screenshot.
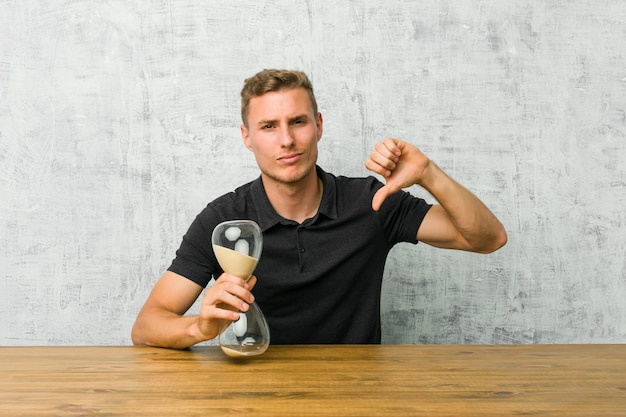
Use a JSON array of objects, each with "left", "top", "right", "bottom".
[{"left": 211, "top": 220, "right": 270, "bottom": 357}]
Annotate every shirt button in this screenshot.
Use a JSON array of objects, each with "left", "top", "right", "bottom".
[{"left": 300, "top": 248, "right": 305, "bottom": 253}]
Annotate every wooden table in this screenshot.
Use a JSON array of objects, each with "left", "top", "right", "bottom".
[{"left": 1, "top": 344, "right": 625, "bottom": 416}]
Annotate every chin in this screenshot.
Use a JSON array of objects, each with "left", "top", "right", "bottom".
[{"left": 264, "top": 164, "right": 316, "bottom": 185}]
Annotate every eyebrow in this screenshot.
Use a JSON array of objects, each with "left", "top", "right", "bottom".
[{"left": 255, "top": 114, "right": 310, "bottom": 127}]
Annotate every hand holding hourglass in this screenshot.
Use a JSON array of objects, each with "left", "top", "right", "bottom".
[{"left": 211, "top": 220, "right": 270, "bottom": 357}]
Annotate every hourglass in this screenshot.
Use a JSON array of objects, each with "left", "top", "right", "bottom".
[{"left": 211, "top": 220, "right": 270, "bottom": 357}]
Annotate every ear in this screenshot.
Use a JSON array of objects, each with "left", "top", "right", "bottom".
[
  {"left": 316, "top": 112, "right": 323, "bottom": 142},
  {"left": 241, "top": 124, "right": 253, "bottom": 150}
]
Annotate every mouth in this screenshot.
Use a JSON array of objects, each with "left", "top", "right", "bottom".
[{"left": 277, "top": 153, "right": 302, "bottom": 164}]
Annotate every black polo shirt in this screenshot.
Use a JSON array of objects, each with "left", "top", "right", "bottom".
[{"left": 168, "top": 166, "right": 431, "bottom": 344}]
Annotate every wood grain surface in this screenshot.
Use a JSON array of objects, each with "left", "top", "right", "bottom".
[{"left": 1, "top": 344, "right": 625, "bottom": 416}]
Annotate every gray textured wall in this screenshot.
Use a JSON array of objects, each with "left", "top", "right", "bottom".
[{"left": 1, "top": 0, "right": 625, "bottom": 346}]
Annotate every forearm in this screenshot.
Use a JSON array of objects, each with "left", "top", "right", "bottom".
[
  {"left": 419, "top": 161, "right": 507, "bottom": 253},
  {"left": 131, "top": 308, "right": 213, "bottom": 349}
]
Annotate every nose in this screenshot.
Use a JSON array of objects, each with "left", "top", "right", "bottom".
[{"left": 279, "top": 126, "right": 295, "bottom": 147}]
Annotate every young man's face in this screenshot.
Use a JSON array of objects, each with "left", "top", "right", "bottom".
[{"left": 241, "top": 88, "right": 323, "bottom": 187}]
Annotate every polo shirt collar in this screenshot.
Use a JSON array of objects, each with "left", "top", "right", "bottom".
[{"left": 250, "top": 165, "right": 338, "bottom": 232}]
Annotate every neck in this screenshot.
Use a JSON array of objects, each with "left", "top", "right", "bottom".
[{"left": 262, "top": 171, "right": 323, "bottom": 224}]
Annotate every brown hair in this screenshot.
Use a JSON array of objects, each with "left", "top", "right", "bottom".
[{"left": 240, "top": 69, "right": 318, "bottom": 126}]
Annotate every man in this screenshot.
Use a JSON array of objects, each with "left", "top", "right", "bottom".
[{"left": 132, "top": 69, "right": 507, "bottom": 348}]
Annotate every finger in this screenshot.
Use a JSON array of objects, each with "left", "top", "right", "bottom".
[
  {"left": 204, "top": 304, "right": 241, "bottom": 321},
  {"left": 365, "top": 149, "right": 399, "bottom": 177},
  {"left": 368, "top": 140, "right": 403, "bottom": 172},
  {"left": 372, "top": 185, "right": 392, "bottom": 211},
  {"left": 204, "top": 280, "right": 255, "bottom": 309},
  {"left": 204, "top": 290, "right": 252, "bottom": 315},
  {"left": 384, "top": 137, "right": 402, "bottom": 153},
  {"left": 365, "top": 158, "right": 392, "bottom": 178},
  {"left": 376, "top": 140, "right": 400, "bottom": 161},
  {"left": 218, "top": 273, "right": 258, "bottom": 292},
  {"left": 371, "top": 147, "right": 397, "bottom": 170},
  {"left": 246, "top": 275, "right": 257, "bottom": 290}
]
